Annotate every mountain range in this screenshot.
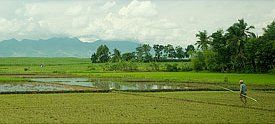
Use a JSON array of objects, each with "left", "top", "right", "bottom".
[{"left": 0, "top": 37, "right": 140, "bottom": 57}]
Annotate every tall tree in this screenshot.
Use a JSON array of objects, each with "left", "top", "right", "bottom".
[
  {"left": 122, "top": 52, "right": 135, "bottom": 61},
  {"left": 96, "top": 45, "right": 110, "bottom": 63},
  {"left": 185, "top": 45, "right": 195, "bottom": 58},
  {"left": 164, "top": 44, "right": 176, "bottom": 59},
  {"left": 90, "top": 53, "right": 97, "bottom": 63},
  {"left": 254, "top": 21, "right": 275, "bottom": 72},
  {"left": 210, "top": 29, "right": 231, "bottom": 72},
  {"left": 111, "top": 49, "right": 121, "bottom": 62},
  {"left": 175, "top": 46, "right": 185, "bottom": 60},
  {"left": 244, "top": 38, "right": 258, "bottom": 72},
  {"left": 135, "top": 45, "right": 143, "bottom": 62},
  {"left": 226, "top": 19, "right": 255, "bottom": 71},
  {"left": 142, "top": 44, "right": 152, "bottom": 62},
  {"left": 190, "top": 19, "right": 274, "bottom": 73},
  {"left": 153, "top": 44, "right": 164, "bottom": 61},
  {"left": 135, "top": 44, "right": 152, "bottom": 62},
  {"left": 262, "top": 21, "right": 275, "bottom": 41},
  {"left": 195, "top": 30, "right": 211, "bottom": 51}
]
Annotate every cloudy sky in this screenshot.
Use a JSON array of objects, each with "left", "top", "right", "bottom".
[{"left": 0, "top": 0, "right": 274, "bottom": 46}]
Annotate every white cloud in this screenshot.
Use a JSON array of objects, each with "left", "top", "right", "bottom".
[
  {"left": 65, "top": 5, "right": 83, "bottom": 16},
  {"left": 269, "top": 9, "right": 275, "bottom": 20},
  {"left": 119, "top": 0, "right": 157, "bottom": 17},
  {"left": 0, "top": 0, "right": 274, "bottom": 46},
  {"left": 82, "top": 7, "right": 184, "bottom": 45},
  {"left": 0, "top": 18, "right": 10, "bottom": 32},
  {"left": 100, "top": 1, "right": 116, "bottom": 11}
]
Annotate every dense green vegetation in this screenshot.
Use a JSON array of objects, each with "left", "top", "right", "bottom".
[
  {"left": 89, "top": 19, "right": 275, "bottom": 73},
  {"left": 76, "top": 72, "right": 275, "bottom": 85},
  {"left": 0, "top": 57, "right": 275, "bottom": 85},
  {"left": 0, "top": 57, "right": 90, "bottom": 66},
  {"left": 0, "top": 77, "right": 27, "bottom": 83},
  {"left": 90, "top": 43, "right": 193, "bottom": 63},
  {"left": 0, "top": 92, "right": 273, "bottom": 123},
  {"left": 0, "top": 57, "right": 191, "bottom": 73},
  {"left": 193, "top": 20, "right": 275, "bottom": 73}
]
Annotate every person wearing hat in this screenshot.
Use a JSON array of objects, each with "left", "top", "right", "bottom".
[{"left": 239, "top": 80, "right": 247, "bottom": 104}]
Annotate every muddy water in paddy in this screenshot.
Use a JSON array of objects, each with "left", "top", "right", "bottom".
[
  {"left": 1, "top": 78, "right": 240, "bottom": 93},
  {"left": 0, "top": 83, "right": 71, "bottom": 93},
  {"left": 1, "top": 77, "right": 187, "bottom": 93},
  {"left": 31, "top": 78, "right": 186, "bottom": 91}
]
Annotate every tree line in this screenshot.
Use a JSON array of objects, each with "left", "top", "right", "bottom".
[
  {"left": 90, "top": 44, "right": 195, "bottom": 63},
  {"left": 193, "top": 19, "right": 275, "bottom": 73},
  {"left": 91, "top": 19, "right": 275, "bottom": 73}
]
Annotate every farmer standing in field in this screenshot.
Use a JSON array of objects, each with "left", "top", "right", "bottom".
[{"left": 239, "top": 80, "right": 247, "bottom": 104}]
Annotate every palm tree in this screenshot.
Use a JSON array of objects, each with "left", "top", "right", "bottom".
[
  {"left": 226, "top": 19, "right": 255, "bottom": 71},
  {"left": 195, "top": 30, "right": 210, "bottom": 51},
  {"left": 226, "top": 19, "right": 255, "bottom": 55}
]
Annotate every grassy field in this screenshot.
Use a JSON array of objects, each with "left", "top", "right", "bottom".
[
  {"left": 0, "top": 57, "right": 191, "bottom": 74},
  {"left": 0, "top": 77, "right": 27, "bottom": 83},
  {"left": 0, "top": 91, "right": 274, "bottom": 123},
  {"left": 77, "top": 72, "right": 275, "bottom": 85},
  {"left": 0, "top": 57, "right": 91, "bottom": 66},
  {"left": 0, "top": 57, "right": 275, "bottom": 85}
]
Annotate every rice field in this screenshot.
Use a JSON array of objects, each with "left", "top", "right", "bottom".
[
  {"left": 0, "top": 91, "right": 274, "bottom": 123},
  {"left": 0, "top": 57, "right": 274, "bottom": 123},
  {"left": 1, "top": 57, "right": 275, "bottom": 85}
]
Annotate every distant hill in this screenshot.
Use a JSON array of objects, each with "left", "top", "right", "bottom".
[{"left": 0, "top": 38, "right": 140, "bottom": 57}]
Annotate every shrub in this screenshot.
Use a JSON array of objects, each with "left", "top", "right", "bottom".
[
  {"left": 178, "top": 63, "right": 193, "bottom": 71},
  {"left": 165, "top": 63, "right": 179, "bottom": 72},
  {"left": 102, "top": 62, "right": 138, "bottom": 72},
  {"left": 192, "top": 51, "right": 206, "bottom": 71},
  {"left": 147, "top": 62, "right": 160, "bottom": 71}
]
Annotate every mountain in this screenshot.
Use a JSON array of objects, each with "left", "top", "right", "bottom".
[{"left": 0, "top": 37, "right": 140, "bottom": 57}]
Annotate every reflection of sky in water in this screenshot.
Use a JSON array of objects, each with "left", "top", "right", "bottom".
[
  {"left": 30, "top": 78, "right": 183, "bottom": 91},
  {"left": 31, "top": 78, "right": 93, "bottom": 87},
  {"left": 163, "top": 86, "right": 171, "bottom": 89},
  {"left": 0, "top": 84, "right": 69, "bottom": 93},
  {"left": 120, "top": 85, "right": 138, "bottom": 90}
]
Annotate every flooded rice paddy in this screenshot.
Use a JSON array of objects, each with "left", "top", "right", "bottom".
[
  {"left": 0, "top": 78, "right": 188, "bottom": 93},
  {"left": 0, "top": 83, "right": 71, "bottom": 93},
  {"left": 31, "top": 78, "right": 185, "bottom": 90}
]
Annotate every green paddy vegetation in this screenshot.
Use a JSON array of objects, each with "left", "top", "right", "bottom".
[
  {"left": 0, "top": 57, "right": 275, "bottom": 85},
  {"left": 77, "top": 72, "right": 275, "bottom": 85},
  {"left": 0, "top": 92, "right": 274, "bottom": 123},
  {"left": 0, "top": 77, "right": 28, "bottom": 83},
  {"left": 0, "top": 57, "right": 274, "bottom": 123}
]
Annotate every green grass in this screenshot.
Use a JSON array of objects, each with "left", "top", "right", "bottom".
[
  {"left": 0, "top": 57, "right": 91, "bottom": 66},
  {"left": 0, "top": 58, "right": 191, "bottom": 74},
  {"left": 0, "top": 57, "right": 274, "bottom": 85},
  {"left": 0, "top": 57, "right": 101, "bottom": 74},
  {"left": 0, "top": 76, "right": 28, "bottom": 83},
  {"left": 76, "top": 72, "right": 275, "bottom": 85},
  {"left": 144, "top": 91, "right": 275, "bottom": 110},
  {"left": 0, "top": 57, "right": 274, "bottom": 123},
  {"left": 0, "top": 91, "right": 274, "bottom": 123}
]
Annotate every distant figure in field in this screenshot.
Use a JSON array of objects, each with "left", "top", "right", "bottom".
[
  {"left": 239, "top": 80, "right": 247, "bottom": 104},
  {"left": 24, "top": 67, "right": 30, "bottom": 71},
  {"left": 40, "top": 64, "right": 44, "bottom": 68}
]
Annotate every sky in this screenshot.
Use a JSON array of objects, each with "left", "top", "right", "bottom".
[{"left": 0, "top": 0, "right": 274, "bottom": 46}]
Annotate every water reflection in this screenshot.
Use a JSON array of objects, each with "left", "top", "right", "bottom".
[
  {"left": 31, "top": 78, "right": 184, "bottom": 91},
  {"left": 0, "top": 84, "right": 70, "bottom": 93}
]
